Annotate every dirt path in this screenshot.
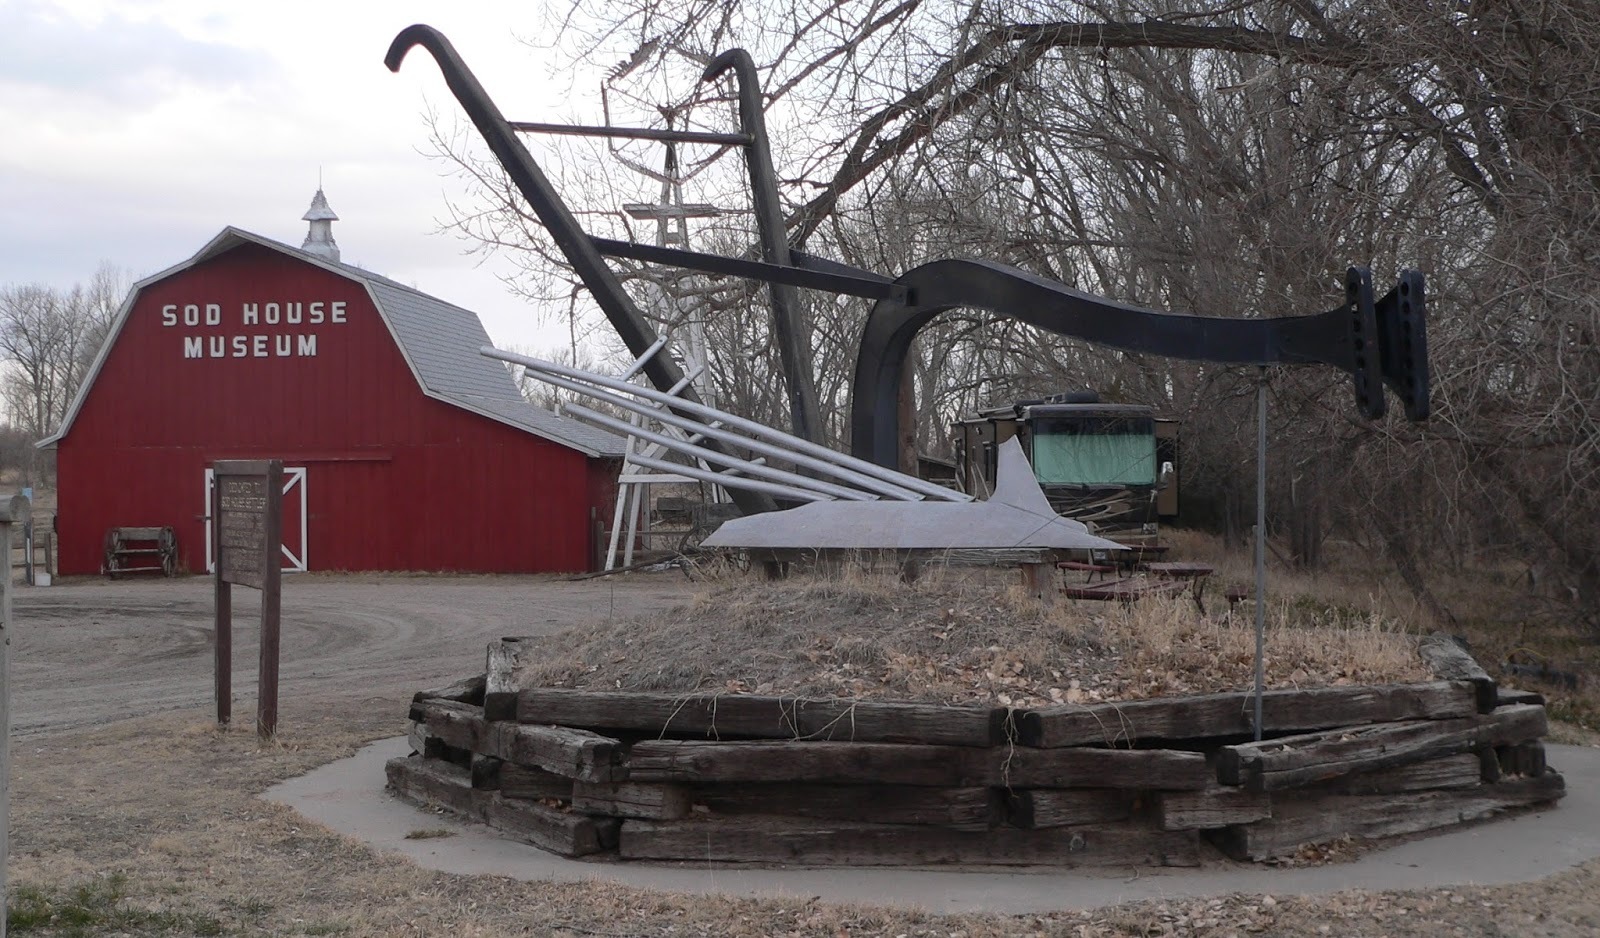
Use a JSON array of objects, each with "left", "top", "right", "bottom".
[{"left": 9, "top": 572, "right": 692, "bottom": 737}]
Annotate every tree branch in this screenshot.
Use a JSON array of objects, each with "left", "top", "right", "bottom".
[{"left": 785, "top": 18, "right": 1363, "bottom": 243}]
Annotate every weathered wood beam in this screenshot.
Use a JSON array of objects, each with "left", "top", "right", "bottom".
[
  {"left": 1418, "top": 633, "right": 1496, "bottom": 713},
  {"left": 1497, "top": 741, "right": 1547, "bottom": 778},
  {"left": 1218, "top": 704, "right": 1548, "bottom": 791},
  {"left": 481, "top": 792, "right": 618, "bottom": 857},
  {"left": 470, "top": 755, "right": 502, "bottom": 791},
  {"left": 695, "top": 783, "right": 1002, "bottom": 830},
  {"left": 626, "top": 739, "right": 1208, "bottom": 789},
  {"left": 500, "top": 764, "right": 575, "bottom": 802},
  {"left": 619, "top": 816, "right": 1200, "bottom": 867},
  {"left": 1154, "top": 787, "right": 1271, "bottom": 831},
  {"left": 385, "top": 756, "right": 482, "bottom": 819},
  {"left": 414, "top": 699, "right": 490, "bottom": 753},
  {"left": 413, "top": 673, "right": 486, "bottom": 707},
  {"left": 485, "top": 722, "right": 625, "bottom": 783},
  {"left": 1318, "top": 753, "right": 1482, "bottom": 795},
  {"left": 1497, "top": 687, "right": 1545, "bottom": 707},
  {"left": 996, "top": 747, "right": 1211, "bottom": 790},
  {"left": 1019, "top": 681, "right": 1475, "bottom": 748},
  {"left": 1216, "top": 772, "right": 1566, "bottom": 861},
  {"left": 485, "top": 638, "right": 533, "bottom": 721},
  {"left": 517, "top": 688, "right": 1006, "bottom": 747},
  {"left": 572, "top": 781, "right": 693, "bottom": 820},
  {"left": 626, "top": 739, "right": 989, "bottom": 786},
  {"left": 1006, "top": 789, "right": 1132, "bottom": 829}
]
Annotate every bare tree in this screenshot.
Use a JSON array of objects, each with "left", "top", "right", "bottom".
[
  {"left": 431, "top": 0, "right": 1600, "bottom": 626},
  {"left": 1, "top": 285, "right": 76, "bottom": 441},
  {"left": 0, "top": 263, "right": 131, "bottom": 482}
]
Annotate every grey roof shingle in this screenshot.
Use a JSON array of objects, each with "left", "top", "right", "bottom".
[{"left": 358, "top": 275, "right": 624, "bottom": 457}]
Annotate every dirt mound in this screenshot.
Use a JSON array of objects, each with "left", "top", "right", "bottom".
[{"left": 517, "top": 567, "right": 1430, "bottom": 706}]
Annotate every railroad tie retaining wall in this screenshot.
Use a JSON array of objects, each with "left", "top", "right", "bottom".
[{"left": 386, "top": 634, "right": 1563, "bottom": 866}]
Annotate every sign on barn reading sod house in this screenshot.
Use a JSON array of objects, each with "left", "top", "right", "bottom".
[{"left": 39, "top": 191, "right": 624, "bottom": 577}]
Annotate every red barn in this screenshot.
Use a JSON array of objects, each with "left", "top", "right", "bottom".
[{"left": 42, "top": 206, "right": 623, "bottom": 576}]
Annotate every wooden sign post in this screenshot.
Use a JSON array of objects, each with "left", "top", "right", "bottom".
[
  {"left": 212, "top": 460, "right": 283, "bottom": 738},
  {"left": 0, "top": 493, "right": 31, "bottom": 938}
]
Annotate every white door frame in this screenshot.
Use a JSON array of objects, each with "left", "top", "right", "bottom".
[{"left": 205, "top": 466, "right": 308, "bottom": 573}]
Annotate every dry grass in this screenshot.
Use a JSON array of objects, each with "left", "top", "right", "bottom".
[
  {"left": 1100, "top": 592, "right": 1428, "bottom": 700},
  {"left": 516, "top": 558, "right": 1428, "bottom": 707},
  {"left": 1165, "top": 528, "right": 1600, "bottom": 733},
  {"left": 1161, "top": 528, "right": 1438, "bottom": 627}
]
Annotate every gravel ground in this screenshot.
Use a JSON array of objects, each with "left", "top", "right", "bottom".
[{"left": 9, "top": 571, "right": 691, "bottom": 736}]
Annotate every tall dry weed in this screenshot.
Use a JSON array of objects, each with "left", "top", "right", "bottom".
[
  {"left": 517, "top": 558, "right": 1428, "bottom": 705},
  {"left": 1069, "top": 594, "right": 1428, "bottom": 700}
]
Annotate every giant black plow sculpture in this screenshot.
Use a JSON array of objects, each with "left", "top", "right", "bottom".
[
  {"left": 385, "top": 24, "right": 1430, "bottom": 480},
  {"left": 388, "top": 24, "right": 1433, "bottom": 743}
]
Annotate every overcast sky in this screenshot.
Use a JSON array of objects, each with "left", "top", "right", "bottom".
[{"left": 0, "top": 0, "right": 613, "bottom": 352}]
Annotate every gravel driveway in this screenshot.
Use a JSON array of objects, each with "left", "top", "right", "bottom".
[{"left": 8, "top": 572, "right": 692, "bottom": 737}]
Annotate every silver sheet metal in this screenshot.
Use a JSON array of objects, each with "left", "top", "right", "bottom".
[{"left": 702, "top": 438, "right": 1128, "bottom": 552}]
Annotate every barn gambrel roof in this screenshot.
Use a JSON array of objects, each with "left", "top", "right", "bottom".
[{"left": 40, "top": 228, "right": 625, "bottom": 458}]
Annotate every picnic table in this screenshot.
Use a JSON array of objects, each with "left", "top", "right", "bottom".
[
  {"left": 1058, "top": 559, "right": 1116, "bottom": 581},
  {"left": 1055, "top": 559, "right": 1215, "bottom": 612},
  {"left": 1060, "top": 575, "right": 1191, "bottom": 605},
  {"left": 1112, "top": 543, "right": 1169, "bottom": 573},
  {"left": 1139, "top": 561, "right": 1216, "bottom": 613}
]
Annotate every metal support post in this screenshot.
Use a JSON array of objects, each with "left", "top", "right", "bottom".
[
  {"left": 703, "top": 50, "right": 824, "bottom": 444},
  {"left": 1253, "top": 368, "right": 1268, "bottom": 741}
]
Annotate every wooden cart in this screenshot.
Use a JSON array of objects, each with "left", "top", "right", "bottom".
[{"left": 103, "top": 526, "right": 177, "bottom": 578}]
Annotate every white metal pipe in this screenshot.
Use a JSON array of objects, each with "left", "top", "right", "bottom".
[
  {"left": 663, "top": 365, "right": 701, "bottom": 399},
  {"left": 659, "top": 365, "right": 723, "bottom": 502},
  {"left": 626, "top": 452, "right": 830, "bottom": 503},
  {"left": 605, "top": 477, "right": 628, "bottom": 570},
  {"left": 619, "top": 335, "right": 670, "bottom": 380},
  {"left": 565, "top": 402, "right": 876, "bottom": 501},
  {"left": 500, "top": 353, "right": 930, "bottom": 501},
  {"left": 604, "top": 420, "right": 639, "bottom": 570},
  {"left": 623, "top": 472, "right": 644, "bottom": 567},
  {"left": 624, "top": 411, "right": 648, "bottom": 568},
  {"left": 619, "top": 473, "right": 698, "bottom": 484},
  {"left": 630, "top": 406, "right": 729, "bottom": 490},
  {"left": 640, "top": 402, "right": 918, "bottom": 498},
  {"left": 606, "top": 410, "right": 649, "bottom": 570},
  {"left": 484, "top": 347, "right": 970, "bottom": 502},
  {"left": 532, "top": 364, "right": 919, "bottom": 500}
]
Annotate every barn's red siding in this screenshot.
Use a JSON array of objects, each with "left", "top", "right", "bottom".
[{"left": 55, "top": 242, "right": 609, "bottom": 575}]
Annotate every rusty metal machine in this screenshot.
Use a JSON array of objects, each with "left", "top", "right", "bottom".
[{"left": 955, "top": 392, "right": 1177, "bottom": 544}]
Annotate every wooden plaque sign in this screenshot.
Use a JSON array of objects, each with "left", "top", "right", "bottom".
[
  {"left": 216, "top": 466, "right": 279, "bottom": 588},
  {"left": 212, "top": 460, "right": 283, "bottom": 737}
]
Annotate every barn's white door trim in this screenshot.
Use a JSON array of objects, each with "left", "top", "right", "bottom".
[{"left": 204, "top": 467, "right": 308, "bottom": 573}]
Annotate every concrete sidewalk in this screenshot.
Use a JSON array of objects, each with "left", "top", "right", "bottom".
[{"left": 265, "top": 737, "right": 1600, "bottom": 914}]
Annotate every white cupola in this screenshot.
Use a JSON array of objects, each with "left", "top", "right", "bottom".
[{"left": 300, "top": 188, "right": 341, "bottom": 262}]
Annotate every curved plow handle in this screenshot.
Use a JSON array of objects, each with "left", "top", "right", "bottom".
[{"left": 850, "top": 259, "right": 1427, "bottom": 466}]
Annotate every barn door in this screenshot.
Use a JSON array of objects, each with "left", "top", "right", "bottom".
[{"left": 205, "top": 466, "right": 308, "bottom": 573}]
